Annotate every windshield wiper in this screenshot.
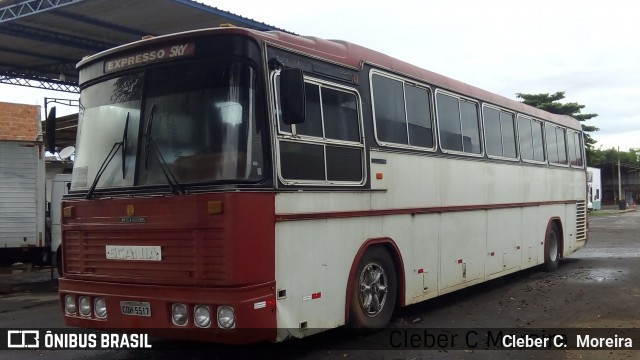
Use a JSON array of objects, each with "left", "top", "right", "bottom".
[
  {"left": 144, "top": 104, "right": 156, "bottom": 170},
  {"left": 143, "top": 104, "right": 185, "bottom": 195},
  {"left": 86, "top": 112, "right": 130, "bottom": 199},
  {"left": 121, "top": 112, "right": 130, "bottom": 178}
]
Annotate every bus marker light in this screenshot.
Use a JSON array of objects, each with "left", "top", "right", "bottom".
[
  {"left": 376, "top": 172, "right": 383, "bottom": 180},
  {"left": 208, "top": 201, "right": 224, "bottom": 215},
  {"left": 457, "top": 259, "right": 463, "bottom": 264},
  {"left": 489, "top": 252, "right": 495, "bottom": 256},
  {"left": 302, "top": 292, "right": 322, "bottom": 301},
  {"left": 254, "top": 301, "right": 266, "bottom": 310},
  {"left": 267, "top": 298, "right": 276, "bottom": 308},
  {"left": 63, "top": 206, "right": 73, "bottom": 218},
  {"left": 417, "top": 268, "right": 424, "bottom": 274}
]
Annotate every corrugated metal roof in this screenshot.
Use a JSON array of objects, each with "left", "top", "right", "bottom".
[{"left": 0, "top": 0, "right": 285, "bottom": 92}]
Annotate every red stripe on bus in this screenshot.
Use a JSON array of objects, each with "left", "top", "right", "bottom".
[{"left": 276, "top": 200, "right": 577, "bottom": 221}]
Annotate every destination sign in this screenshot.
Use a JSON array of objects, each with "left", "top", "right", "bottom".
[{"left": 104, "top": 42, "right": 195, "bottom": 73}]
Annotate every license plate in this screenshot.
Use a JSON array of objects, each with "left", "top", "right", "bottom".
[{"left": 120, "top": 301, "right": 151, "bottom": 317}]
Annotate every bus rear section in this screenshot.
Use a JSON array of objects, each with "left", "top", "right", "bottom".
[{"left": 58, "top": 192, "right": 277, "bottom": 343}]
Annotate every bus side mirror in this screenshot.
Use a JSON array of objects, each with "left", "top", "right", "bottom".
[
  {"left": 46, "top": 106, "right": 57, "bottom": 153},
  {"left": 280, "top": 68, "right": 306, "bottom": 125}
]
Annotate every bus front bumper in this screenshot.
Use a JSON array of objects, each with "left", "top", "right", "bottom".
[{"left": 59, "top": 278, "right": 277, "bottom": 344}]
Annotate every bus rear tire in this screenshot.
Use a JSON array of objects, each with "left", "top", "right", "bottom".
[
  {"left": 544, "top": 223, "right": 560, "bottom": 272},
  {"left": 349, "top": 246, "right": 397, "bottom": 329}
]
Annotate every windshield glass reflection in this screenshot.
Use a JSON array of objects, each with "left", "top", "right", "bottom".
[{"left": 72, "top": 61, "right": 265, "bottom": 191}]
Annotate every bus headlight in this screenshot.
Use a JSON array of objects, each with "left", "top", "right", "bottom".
[
  {"left": 94, "top": 297, "right": 107, "bottom": 319},
  {"left": 217, "top": 306, "right": 235, "bottom": 329},
  {"left": 79, "top": 296, "right": 91, "bottom": 316},
  {"left": 194, "top": 305, "right": 211, "bottom": 328},
  {"left": 172, "top": 303, "right": 188, "bottom": 326},
  {"left": 64, "top": 294, "right": 76, "bottom": 315}
]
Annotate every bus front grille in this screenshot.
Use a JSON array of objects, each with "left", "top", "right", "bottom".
[{"left": 63, "top": 229, "right": 228, "bottom": 285}]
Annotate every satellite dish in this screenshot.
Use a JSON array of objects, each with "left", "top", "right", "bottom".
[{"left": 59, "top": 146, "right": 75, "bottom": 160}]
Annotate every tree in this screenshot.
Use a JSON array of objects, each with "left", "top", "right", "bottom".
[
  {"left": 589, "top": 147, "right": 640, "bottom": 168},
  {"left": 516, "top": 92, "right": 599, "bottom": 163}
]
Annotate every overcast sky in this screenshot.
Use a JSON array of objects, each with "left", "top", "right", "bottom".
[
  {"left": 206, "top": 0, "right": 638, "bottom": 151},
  {"left": 2, "top": 0, "right": 637, "bottom": 150}
]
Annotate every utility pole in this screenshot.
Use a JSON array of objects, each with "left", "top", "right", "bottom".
[{"left": 618, "top": 146, "right": 623, "bottom": 209}]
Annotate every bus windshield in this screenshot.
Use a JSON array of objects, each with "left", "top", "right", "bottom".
[{"left": 72, "top": 60, "right": 265, "bottom": 191}]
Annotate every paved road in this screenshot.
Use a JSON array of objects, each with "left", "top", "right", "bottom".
[{"left": 1, "top": 211, "right": 639, "bottom": 359}]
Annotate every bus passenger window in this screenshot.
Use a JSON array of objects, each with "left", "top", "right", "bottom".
[
  {"left": 405, "top": 84, "right": 433, "bottom": 148},
  {"left": 436, "top": 92, "right": 481, "bottom": 154},
  {"left": 436, "top": 92, "right": 463, "bottom": 152},
  {"left": 518, "top": 115, "right": 545, "bottom": 162},
  {"left": 296, "top": 83, "right": 323, "bottom": 137},
  {"left": 545, "top": 124, "right": 559, "bottom": 163},
  {"left": 460, "top": 100, "right": 481, "bottom": 154},
  {"left": 322, "top": 87, "right": 359, "bottom": 142},
  {"left": 531, "top": 120, "right": 545, "bottom": 162},
  {"left": 372, "top": 75, "right": 408, "bottom": 145},
  {"left": 484, "top": 107, "right": 503, "bottom": 157},
  {"left": 371, "top": 73, "right": 434, "bottom": 149}
]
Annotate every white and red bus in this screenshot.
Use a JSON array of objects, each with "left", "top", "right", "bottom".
[{"left": 58, "top": 27, "right": 587, "bottom": 343}]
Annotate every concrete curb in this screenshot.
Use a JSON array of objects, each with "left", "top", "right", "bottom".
[{"left": 591, "top": 208, "right": 637, "bottom": 216}]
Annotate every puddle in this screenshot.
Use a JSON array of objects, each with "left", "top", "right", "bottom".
[{"left": 563, "top": 267, "right": 627, "bottom": 283}]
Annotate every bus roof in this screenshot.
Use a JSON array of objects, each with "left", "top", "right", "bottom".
[{"left": 79, "top": 27, "right": 582, "bottom": 131}]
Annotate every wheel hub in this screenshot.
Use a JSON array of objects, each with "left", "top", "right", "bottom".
[{"left": 358, "top": 263, "right": 388, "bottom": 317}]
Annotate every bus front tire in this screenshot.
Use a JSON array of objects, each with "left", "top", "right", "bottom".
[
  {"left": 349, "top": 247, "right": 397, "bottom": 329},
  {"left": 544, "top": 223, "right": 560, "bottom": 272}
]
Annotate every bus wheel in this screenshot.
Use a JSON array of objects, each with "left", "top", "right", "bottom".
[
  {"left": 544, "top": 223, "right": 560, "bottom": 272},
  {"left": 349, "top": 247, "right": 397, "bottom": 329}
]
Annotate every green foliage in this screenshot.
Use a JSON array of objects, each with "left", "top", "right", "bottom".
[
  {"left": 516, "top": 92, "right": 598, "bottom": 121},
  {"left": 588, "top": 147, "right": 640, "bottom": 168}
]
